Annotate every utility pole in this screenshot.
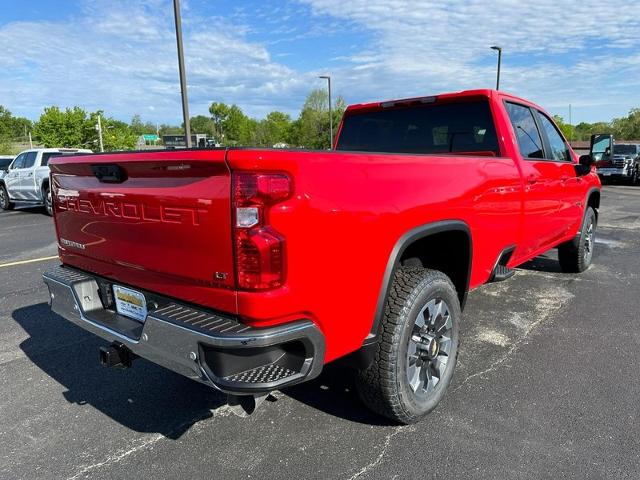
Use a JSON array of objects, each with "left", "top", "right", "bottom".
[
  {"left": 96, "top": 115, "right": 104, "bottom": 152},
  {"left": 28, "top": 131, "right": 33, "bottom": 149},
  {"left": 490, "top": 46, "right": 502, "bottom": 90},
  {"left": 173, "top": 0, "right": 192, "bottom": 148},
  {"left": 319, "top": 75, "right": 332, "bottom": 148}
]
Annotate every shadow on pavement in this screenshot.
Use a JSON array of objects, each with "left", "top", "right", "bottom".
[
  {"left": 13, "top": 303, "right": 226, "bottom": 439},
  {"left": 13, "top": 303, "right": 392, "bottom": 439},
  {"left": 283, "top": 362, "right": 395, "bottom": 426},
  {"left": 518, "top": 254, "right": 563, "bottom": 273},
  {"left": 12, "top": 205, "right": 47, "bottom": 214}
]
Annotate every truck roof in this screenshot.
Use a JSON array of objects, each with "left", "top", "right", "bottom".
[
  {"left": 15, "top": 147, "right": 93, "bottom": 156},
  {"left": 345, "top": 89, "right": 545, "bottom": 114}
]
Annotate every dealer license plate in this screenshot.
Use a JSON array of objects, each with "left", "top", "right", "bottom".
[{"left": 113, "top": 285, "right": 148, "bottom": 323}]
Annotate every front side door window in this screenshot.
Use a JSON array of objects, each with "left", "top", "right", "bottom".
[
  {"left": 10, "top": 154, "right": 26, "bottom": 170},
  {"left": 537, "top": 113, "right": 571, "bottom": 162}
]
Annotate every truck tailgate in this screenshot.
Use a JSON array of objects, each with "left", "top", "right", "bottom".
[{"left": 49, "top": 149, "right": 237, "bottom": 313}]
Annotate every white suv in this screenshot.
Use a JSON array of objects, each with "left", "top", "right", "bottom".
[{"left": 0, "top": 148, "right": 92, "bottom": 215}]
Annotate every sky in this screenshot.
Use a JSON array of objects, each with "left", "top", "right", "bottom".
[{"left": 1, "top": 0, "right": 640, "bottom": 125}]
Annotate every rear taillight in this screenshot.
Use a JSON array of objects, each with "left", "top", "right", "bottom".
[{"left": 233, "top": 172, "right": 291, "bottom": 290}]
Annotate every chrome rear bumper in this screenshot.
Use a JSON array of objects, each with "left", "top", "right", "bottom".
[{"left": 42, "top": 265, "right": 324, "bottom": 394}]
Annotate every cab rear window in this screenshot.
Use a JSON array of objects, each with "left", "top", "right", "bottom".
[{"left": 336, "top": 100, "right": 500, "bottom": 156}]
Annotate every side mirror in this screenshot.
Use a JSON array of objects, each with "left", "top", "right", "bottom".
[
  {"left": 575, "top": 154, "right": 594, "bottom": 176},
  {"left": 590, "top": 133, "right": 613, "bottom": 162},
  {"left": 579, "top": 154, "right": 594, "bottom": 166}
]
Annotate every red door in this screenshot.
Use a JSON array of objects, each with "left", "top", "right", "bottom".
[
  {"left": 518, "top": 159, "right": 579, "bottom": 255},
  {"left": 534, "top": 110, "right": 585, "bottom": 241},
  {"left": 504, "top": 101, "right": 573, "bottom": 257}
]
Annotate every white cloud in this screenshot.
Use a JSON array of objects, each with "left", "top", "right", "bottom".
[
  {"left": 1, "top": 0, "right": 639, "bottom": 124},
  {"left": 299, "top": 0, "right": 640, "bottom": 121},
  {"left": 0, "top": 0, "right": 313, "bottom": 122}
]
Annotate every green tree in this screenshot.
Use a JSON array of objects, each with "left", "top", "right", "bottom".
[
  {"left": 0, "top": 106, "right": 13, "bottom": 153},
  {"left": 611, "top": 109, "right": 640, "bottom": 140},
  {"left": 254, "top": 111, "right": 293, "bottom": 146},
  {"left": 0, "top": 106, "right": 33, "bottom": 153},
  {"left": 130, "top": 115, "right": 157, "bottom": 136},
  {"left": 292, "top": 89, "right": 346, "bottom": 149},
  {"left": 158, "top": 124, "right": 183, "bottom": 136},
  {"left": 553, "top": 115, "right": 574, "bottom": 141},
  {"left": 96, "top": 115, "right": 138, "bottom": 151},
  {"left": 32, "top": 107, "right": 137, "bottom": 151},
  {"left": 224, "top": 105, "right": 250, "bottom": 145},
  {"left": 33, "top": 106, "right": 95, "bottom": 148},
  {"left": 189, "top": 115, "right": 216, "bottom": 137},
  {"left": 207, "top": 102, "right": 256, "bottom": 145},
  {"left": 208, "top": 102, "right": 231, "bottom": 140}
]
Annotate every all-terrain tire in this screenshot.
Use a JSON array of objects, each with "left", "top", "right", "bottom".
[
  {"left": 558, "top": 207, "right": 597, "bottom": 273},
  {"left": 43, "top": 185, "right": 53, "bottom": 216},
  {"left": 356, "top": 267, "right": 461, "bottom": 424},
  {"left": 0, "top": 185, "right": 14, "bottom": 211}
]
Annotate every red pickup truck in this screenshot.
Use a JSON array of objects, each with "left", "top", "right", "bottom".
[{"left": 43, "top": 89, "right": 602, "bottom": 424}]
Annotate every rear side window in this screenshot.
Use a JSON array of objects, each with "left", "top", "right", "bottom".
[
  {"left": 537, "top": 113, "right": 571, "bottom": 162},
  {"left": 336, "top": 100, "right": 500, "bottom": 155},
  {"left": 505, "top": 102, "right": 544, "bottom": 159},
  {"left": 23, "top": 152, "right": 37, "bottom": 168},
  {"left": 41, "top": 152, "right": 62, "bottom": 166}
]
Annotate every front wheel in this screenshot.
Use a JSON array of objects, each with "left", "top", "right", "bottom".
[
  {"left": 0, "top": 185, "right": 14, "bottom": 211},
  {"left": 558, "top": 207, "right": 596, "bottom": 273},
  {"left": 356, "top": 267, "right": 460, "bottom": 424}
]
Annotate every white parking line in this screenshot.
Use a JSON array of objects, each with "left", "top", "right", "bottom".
[{"left": 0, "top": 255, "right": 58, "bottom": 268}]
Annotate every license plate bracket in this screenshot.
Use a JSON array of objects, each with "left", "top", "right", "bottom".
[{"left": 113, "top": 285, "right": 148, "bottom": 323}]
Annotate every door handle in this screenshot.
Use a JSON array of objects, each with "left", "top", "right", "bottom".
[
  {"left": 526, "top": 175, "right": 537, "bottom": 185},
  {"left": 560, "top": 175, "right": 569, "bottom": 184}
]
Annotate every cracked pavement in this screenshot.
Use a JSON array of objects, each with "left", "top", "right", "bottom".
[{"left": 1, "top": 186, "right": 639, "bottom": 479}]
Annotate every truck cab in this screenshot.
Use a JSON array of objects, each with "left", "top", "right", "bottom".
[{"left": 0, "top": 148, "right": 92, "bottom": 215}]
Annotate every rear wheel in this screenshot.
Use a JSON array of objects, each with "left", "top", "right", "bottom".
[
  {"left": 558, "top": 207, "right": 596, "bottom": 273},
  {"left": 43, "top": 185, "right": 52, "bottom": 216},
  {"left": 0, "top": 185, "right": 14, "bottom": 211},
  {"left": 356, "top": 267, "right": 460, "bottom": 424}
]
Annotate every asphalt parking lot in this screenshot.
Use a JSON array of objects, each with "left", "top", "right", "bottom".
[{"left": 1, "top": 185, "right": 639, "bottom": 480}]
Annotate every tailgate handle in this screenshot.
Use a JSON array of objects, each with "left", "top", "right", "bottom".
[{"left": 91, "top": 164, "right": 127, "bottom": 183}]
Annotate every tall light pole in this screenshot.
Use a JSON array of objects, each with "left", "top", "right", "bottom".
[
  {"left": 490, "top": 46, "right": 502, "bottom": 90},
  {"left": 319, "top": 75, "right": 332, "bottom": 149},
  {"left": 96, "top": 114, "right": 104, "bottom": 152},
  {"left": 173, "top": 0, "right": 192, "bottom": 148}
]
